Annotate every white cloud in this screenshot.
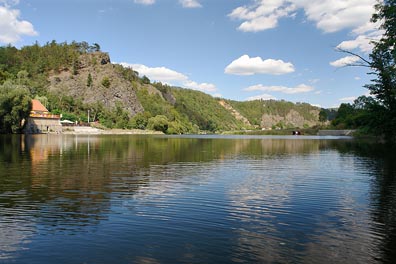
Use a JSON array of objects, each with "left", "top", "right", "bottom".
[
  {"left": 339, "top": 96, "right": 357, "bottom": 102},
  {"left": 183, "top": 80, "right": 216, "bottom": 92},
  {"left": 0, "top": 5, "right": 37, "bottom": 43},
  {"left": 229, "top": 0, "right": 381, "bottom": 55},
  {"left": 134, "top": 0, "right": 155, "bottom": 5},
  {"left": 246, "top": 93, "right": 277, "bottom": 101},
  {"left": 225, "top": 55, "right": 294, "bottom": 75},
  {"left": 120, "top": 62, "right": 217, "bottom": 93},
  {"left": 244, "top": 84, "right": 314, "bottom": 94},
  {"left": 336, "top": 29, "right": 382, "bottom": 54},
  {"left": 179, "top": 0, "right": 202, "bottom": 8},
  {"left": 120, "top": 63, "right": 188, "bottom": 82},
  {"left": 329, "top": 55, "right": 360, "bottom": 67},
  {"left": 229, "top": 0, "right": 296, "bottom": 32},
  {"left": 301, "top": 0, "right": 376, "bottom": 33},
  {"left": 229, "top": 0, "right": 376, "bottom": 33}
]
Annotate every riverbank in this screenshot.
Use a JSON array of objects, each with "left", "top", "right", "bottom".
[
  {"left": 223, "top": 128, "right": 320, "bottom": 136},
  {"left": 61, "top": 126, "right": 163, "bottom": 135}
]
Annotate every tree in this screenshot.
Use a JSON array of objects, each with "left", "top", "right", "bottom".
[
  {"left": 87, "top": 73, "right": 93, "bottom": 87},
  {"left": 141, "top": 75, "right": 150, "bottom": 84},
  {"left": 364, "top": 0, "right": 396, "bottom": 141},
  {"left": 331, "top": 103, "right": 355, "bottom": 129},
  {"left": 101, "top": 76, "right": 111, "bottom": 88},
  {"left": 147, "top": 115, "right": 169, "bottom": 133},
  {"left": 319, "top": 109, "right": 328, "bottom": 123},
  {"left": 130, "top": 112, "right": 150, "bottom": 129},
  {"left": 338, "top": 1, "right": 396, "bottom": 141},
  {"left": 90, "top": 43, "right": 101, "bottom": 52},
  {"left": 0, "top": 82, "right": 32, "bottom": 133}
]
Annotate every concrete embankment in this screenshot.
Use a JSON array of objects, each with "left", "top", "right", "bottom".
[{"left": 318, "top": 130, "right": 355, "bottom": 136}]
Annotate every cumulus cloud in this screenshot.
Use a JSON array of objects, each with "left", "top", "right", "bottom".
[
  {"left": 134, "top": 0, "right": 155, "bottom": 5},
  {"left": 120, "top": 62, "right": 217, "bottom": 93},
  {"left": 120, "top": 63, "right": 188, "bottom": 82},
  {"left": 0, "top": 5, "right": 37, "bottom": 44},
  {"left": 246, "top": 93, "right": 277, "bottom": 101},
  {"left": 179, "top": 0, "right": 202, "bottom": 8},
  {"left": 336, "top": 29, "right": 382, "bottom": 54},
  {"left": 183, "top": 80, "right": 216, "bottom": 92},
  {"left": 228, "top": 0, "right": 381, "bottom": 55},
  {"left": 229, "top": 0, "right": 296, "bottom": 32},
  {"left": 225, "top": 55, "right": 294, "bottom": 75},
  {"left": 329, "top": 55, "right": 360, "bottom": 67},
  {"left": 244, "top": 84, "right": 314, "bottom": 94},
  {"left": 229, "top": 0, "right": 376, "bottom": 33}
]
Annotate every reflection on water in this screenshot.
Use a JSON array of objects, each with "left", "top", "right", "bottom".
[{"left": 0, "top": 135, "right": 395, "bottom": 263}]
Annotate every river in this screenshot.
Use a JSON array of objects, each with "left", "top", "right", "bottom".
[{"left": 0, "top": 134, "right": 395, "bottom": 263}]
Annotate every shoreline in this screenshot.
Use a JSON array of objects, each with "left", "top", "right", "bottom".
[{"left": 61, "top": 128, "right": 164, "bottom": 135}]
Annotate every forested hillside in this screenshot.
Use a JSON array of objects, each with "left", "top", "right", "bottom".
[
  {"left": 227, "top": 100, "right": 320, "bottom": 129},
  {"left": 0, "top": 41, "right": 322, "bottom": 134}
]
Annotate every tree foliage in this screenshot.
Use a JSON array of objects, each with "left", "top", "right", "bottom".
[
  {"left": 0, "top": 82, "right": 32, "bottom": 133},
  {"left": 227, "top": 99, "right": 319, "bottom": 127},
  {"left": 319, "top": 109, "right": 328, "bottom": 123},
  {"left": 364, "top": 0, "right": 396, "bottom": 141},
  {"left": 147, "top": 115, "right": 169, "bottom": 133},
  {"left": 334, "top": 1, "right": 396, "bottom": 141},
  {"left": 331, "top": 96, "right": 382, "bottom": 132},
  {"left": 172, "top": 88, "right": 246, "bottom": 132}
]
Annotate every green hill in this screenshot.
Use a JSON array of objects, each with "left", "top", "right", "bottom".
[{"left": 0, "top": 41, "right": 321, "bottom": 134}]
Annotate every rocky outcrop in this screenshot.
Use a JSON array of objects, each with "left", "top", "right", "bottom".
[
  {"left": 218, "top": 100, "right": 251, "bottom": 127},
  {"left": 48, "top": 52, "right": 143, "bottom": 116},
  {"left": 261, "top": 109, "right": 319, "bottom": 129}
]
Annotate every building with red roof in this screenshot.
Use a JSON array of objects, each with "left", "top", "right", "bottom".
[{"left": 24, "top": 99, "right": 62, "bottom": 134}]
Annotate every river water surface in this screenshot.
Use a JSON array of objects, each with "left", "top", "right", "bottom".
[{"left": 0, "top": 134, "right": 395, "bottom": 263}]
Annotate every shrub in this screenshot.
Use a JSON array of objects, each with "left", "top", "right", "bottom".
[{"left": 147, "top": 115, "right": 169, "bottom": 133}]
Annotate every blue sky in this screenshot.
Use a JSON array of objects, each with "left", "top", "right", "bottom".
[{"left": 0, "top": 0, "right": 383, "bottom": 108}]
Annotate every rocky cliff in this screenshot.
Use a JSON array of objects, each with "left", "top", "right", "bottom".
[{"left": 48, "top": 52, "right": 143, "bottom": 116}]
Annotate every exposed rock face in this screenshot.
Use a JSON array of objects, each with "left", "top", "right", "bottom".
[
  {"left": 79, "top": 52, "right": 111, "bottom": 68},
  {"left": 261, "top": 114, "right": 283, "bottom": 129},
  {"left": 48, "top": 52, "right": 143, "bottom": 116},
  {"left": 218, "top": 100, "right": 251, "bottom": 127},
  {"left": 261, "top": 109, "right": 319, "bottom": 129},
  {"left": 161, "top": 89, "right": 176, "bottom": 105}
]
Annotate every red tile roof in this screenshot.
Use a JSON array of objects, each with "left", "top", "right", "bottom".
[{"left": 31, "top": 99, "right": 49, "bottom": 112}]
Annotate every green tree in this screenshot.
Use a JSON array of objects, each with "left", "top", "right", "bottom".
[
  {"left": 319, "top": 109, "right": 328, "bottom": 123},
  {"left": 90, "top": 43, "right": 101, "bottom": 52},
  {"left": 87, "top": 73, "right": 93, "bottom": 87},
  {"left": 364, "top": 0, "right": 396, "bottom": 141},
  {"left": 141, "top": 75, "right": 150, "bottom": 84},
  {"left": 147, "top": 115, "right": 169, "bottom": 133},
  {"left": 130, "top": 112, "right": 150, "bottom": 129},
  {"left": 0, "top": 82, "right": 32, "bottom": 133},
  {"left": 101, "top": 76, "right": 111, "bottom": 88},
  {"left": 17, "top": 70, "right": 29, "bottom": 86}
]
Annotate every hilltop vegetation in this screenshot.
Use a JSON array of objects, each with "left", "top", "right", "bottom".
[
  {"left": 0, "top": 41, "right": 322, "bottom": 134},
  {"left": 226, "top": 99, "right": 320, "bottom": 129}
]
